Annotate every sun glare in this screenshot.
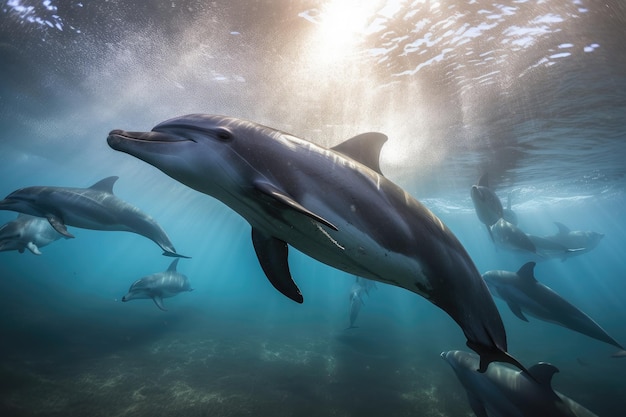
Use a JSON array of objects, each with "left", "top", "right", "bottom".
[{"left": 302, "top": 0, "right": 384, "bottom": 65}]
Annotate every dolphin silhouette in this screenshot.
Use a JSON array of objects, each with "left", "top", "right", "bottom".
[
  {"left": 483, "top": 262, "right": 625, "bottom": 354},
  {"left": 0, "top": 176, "right": 188, "bottom": 258},
  {"left": 107, "top": 114, "right": 524, "bottom": 371}
]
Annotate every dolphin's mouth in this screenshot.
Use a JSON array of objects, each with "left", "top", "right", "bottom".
[{"left": 107, "top": 129, "right": 191, "bottom": 148}]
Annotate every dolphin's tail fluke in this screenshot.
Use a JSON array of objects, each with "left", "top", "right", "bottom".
[
  {"left": 466, "top": 340, "right": 530, "bottom": 374},
  {"left": 162, "top": 250, "right": 191, "bottom": 259}
]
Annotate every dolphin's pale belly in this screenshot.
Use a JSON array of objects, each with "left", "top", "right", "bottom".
[{"left": 248, "top": 203, "right": 433, "bottom": 298}]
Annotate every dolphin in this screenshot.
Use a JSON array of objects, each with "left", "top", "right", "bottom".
[
  {"left": 470, "top": 173, "right": 503, "bottom": 241},
  {"left": 122, "top": 258, "right": 193, "bottom": 310},
  {"left": 490, "top": 218, "right": 536, "bottom": 254},
  {"left": 502, "top": 192, "right": 518, "bottom": 225},
  {"left": 483, "top": 262, "right": 625, "bottom": 353},
  {"left": 542, "top": 222, "right": 604, "bottom": 254},
  {"left": 526, "top": 234, "right": 584, "bottom": 261},
  {"left": 347, "top": 280, "right": 366, "bottom": 329},
  {"left": 0, "top": 176, "right": 188, "bottom": 258},
  {"left": 0, "top": 214, "right": 65, "bottom": 254},
  {"left": 441, "top": 350, "right": 599, "bottom": 417},
  {"left": 107, "top": 113, "right": 524, "bottom": 371}
]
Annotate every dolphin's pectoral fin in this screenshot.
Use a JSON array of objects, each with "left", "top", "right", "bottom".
[
  {"left": 152, "top": 296, "right": 167, "bottom": 311},
  {"left": 467, "top": 394, "right": 488, "bottom": 417},
  {"left": 26, "top": 242, "right": 42, "bottom": 255},
  {"left": 46, "top": 215, "right": 75, "bottom": 238},
  {"left": 254, "top": 181, "right": 338, "bottom": 231},
  {"left": 251, "top": 227, "right": 303, "bottom": 303},
  {"left": 506, "top": 300, "right": 528, "bottom": 322}
]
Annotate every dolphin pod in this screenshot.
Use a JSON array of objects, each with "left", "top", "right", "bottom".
[
  {"left": 442, "top": 350, "right": 599, "bottom": 417},
  {"left": 107, "top": 113, "right": 525, "bottom": 372},
  {"left": 0, "top": 176, "right": 188, "bottom": 258}
]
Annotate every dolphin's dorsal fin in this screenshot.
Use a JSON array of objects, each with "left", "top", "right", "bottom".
[
  {"left": 167, "top": 258, "right": 180, "bottom": 272},
  {"left": 477, "top": 173, "right": 489, "bottom": 187},
  {"left": 554, "top": 222, "right": 570, "bottom": 235},
  {"left": 89, "top": 176, "right": 119, "bottom": 193},
  {"left": 526, "top": 363, "right": 559, "bottom": 387},
  {"left": 517, "top": 262, "right": 537, "bottom": 283},
  {"left": 331, "top": 132, "right": 388, "bottom": 176}
]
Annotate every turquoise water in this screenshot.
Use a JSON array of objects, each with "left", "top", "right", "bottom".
[{"left": 1, "top": 1, "right": 625, "bottom": 416}]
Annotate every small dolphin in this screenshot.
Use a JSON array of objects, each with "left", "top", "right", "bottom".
[
  {"left": 108, "top": 114, "right": 523, "bottom": 371},
  {"left": 0, "top": 176, "right": 188, "bottom": 258},
  {"left": 470, "top": 173, "right": 503, "bottom": 241},
  {"left": 490, "top": 218, "right": 536, "bottom": 254},
  {"left": 122, "top": 258, "right": 193, "bottom": 310},
  {"left": 441, "top": 350, "right": 599, "bottom": 417},
  {"left": 542, "top": 222, "right": 604, "bottom": 254},
  {"left": 483, "top": 262, "right": 625, "bottom": 353},
  {"left": 0, "top": 214, "right": 65, "bottom": 254},
  {"left": 347, "top": 280, "right": 366, "bottom": 329},
  {"left": 502, "top": 193, "right": 518, "bottom": 225}
]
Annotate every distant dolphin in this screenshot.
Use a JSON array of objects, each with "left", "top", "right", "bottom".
[
  {"left": 470, "top": 173, "right": 503, "bottom": 241},
  {"left": 0, "top": 214, "right": 65, "bottom": 254},
  {"left": 542, "top": 222, "right": 604, "bottom": 254},
  {"left": 108, "top": 114, "right": 524, "bottom": 371},
  {"left": 441, "top": 350, "right": 599, "bottom": 417},
  {"left": 483, "top": 262, "right": 625, "bottom": 353},
  {"left": 490, "top": 218, "right": 536, "bottom": 254},
  {"left": 347, "top": 280, "right": 366, "bottom": 329},
  {"left": 122, "top": 258, "right": 192, "bottom": 310},
  {"left": 526, "top": 234, "right": 583, "bottom": 261},
  {"left": 502, "top": 193, "right": 518, "bottom": 225},
  {"left": 0, "top": 176, "right": 188, "bottom": 258}
]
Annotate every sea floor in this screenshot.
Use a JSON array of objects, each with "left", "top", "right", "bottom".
[{"left": 0, "top": 305, "right": 470, "bottom": 417}]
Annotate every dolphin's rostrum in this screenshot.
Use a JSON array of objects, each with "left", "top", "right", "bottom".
[{"left": 107, "top": 114, "right": 524, "bottom": 371}]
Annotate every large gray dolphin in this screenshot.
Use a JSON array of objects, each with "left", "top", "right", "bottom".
[
  {"left": 122, "top": 258, "right": 193, "bottom": 310},
  {"left": 441, "top": 350, "right": 599, "bottom": 417},
  {"left": 0, "top": 214, "right": 65, "bottom": 254},
  {"left": 107, "top": 114, "right": 524, "bottom": 371},
  {"left": 470, "top": 173, "right": 503, "bottom": 241},
  {"left": 0, "top": 176, "right": 187, "bottom": 258},
  {"left": 483, "top": 262, "right": 625, "bottom": 354}
]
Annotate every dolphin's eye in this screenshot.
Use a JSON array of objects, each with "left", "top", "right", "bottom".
[{"left": 214, "top": 127, "right": 232, "bottom": 141}]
